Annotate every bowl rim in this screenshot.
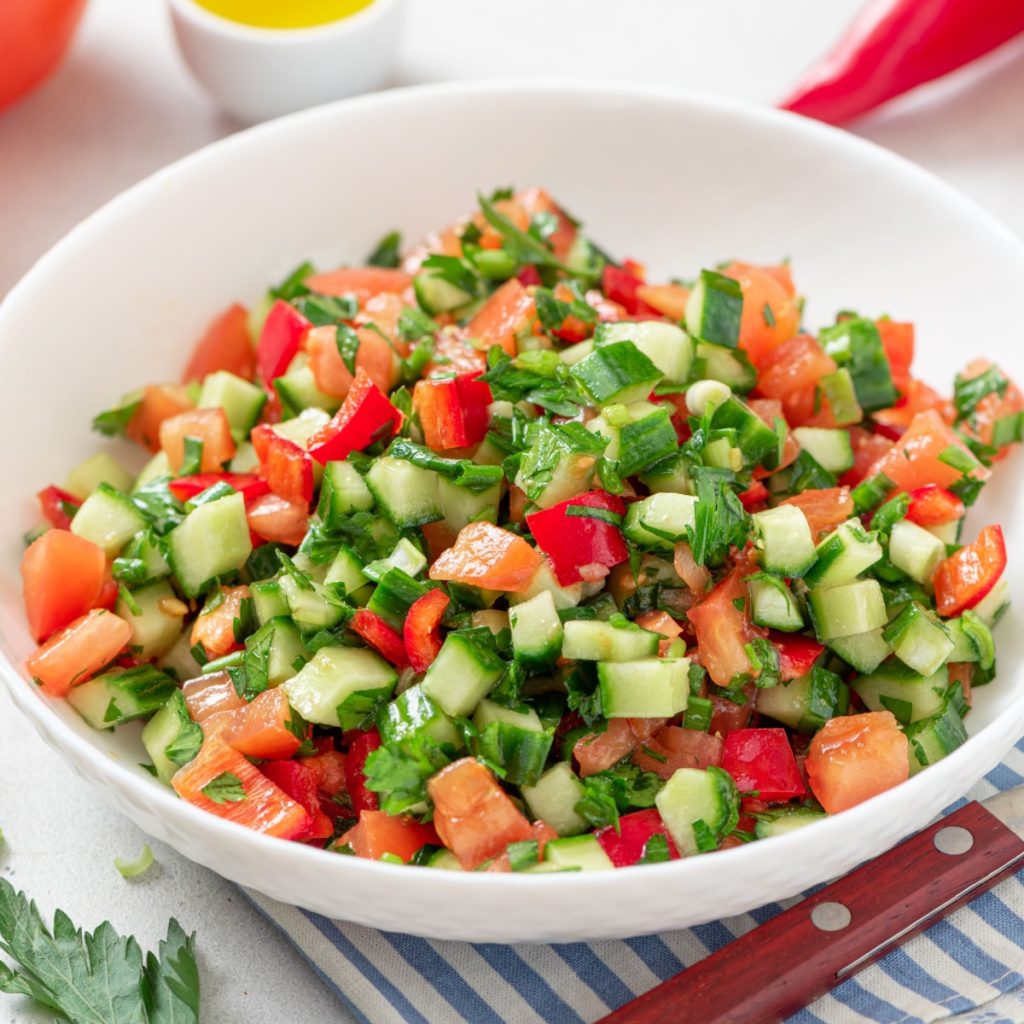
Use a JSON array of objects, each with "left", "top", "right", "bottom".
[{"left": 2, "top": 77, "right": 1023, "bottom": 910}]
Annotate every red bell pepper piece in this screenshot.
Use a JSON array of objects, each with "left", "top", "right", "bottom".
[
  {"left": 456, "top": 373, "right": 492, "bottom": 445},
  {"left": 260, "top": 760, "right": 334, "bottom": 842},
  {"left": 351, "top": 609, "right": 409, "bottom": 668},
  {"left": 780, "top": 0, "right": 1024, "bottom": 126},
  {"left": 526, "top": 490, "right": 628, "bottom": 586},
  {"left": 595, "top": 809, "right": 680, "bottom": 868},
  {"left": 932, "top": 524, "right": 1007, "bottom": 617},
  {"left": 413, "top": 373, "right": 492, "bottom": 451},
  {"left": 37, "top": 485, "right": 80, "bottom": 529},
  {"left": 257, "top": 299, "right": 310, "bottom": 385},
  {"left": 168, "top": 472, "right": 270, "bottom": 504},
  {"left": 404, "top": 588, "right": 450, "bottom": 674},
  {"left": 721, "top": 728, "right": 807, "bottom": 803},
  {"left": 516, "top": 266, "right": 541, "bottom": 287},
  {"left": 906, "top": 484, "right": 965, "bottom": 527},
  {"left": 307, "top": 368, "right": 403, "bottom": 465},
  {"left": 773, "top": 633, "right": 825, "bottom": 681},
  {"left": 345, "top": 729, "right": 382, "bottom": 814},
  {"left": 262, "top": 433, "right": 313, "bottom": 505},
  {"left": 738, "top": 479, "right": 769, "bottom": 510},
  {"left": 601, "top": 265, "right": 663, "bottom": 319}
]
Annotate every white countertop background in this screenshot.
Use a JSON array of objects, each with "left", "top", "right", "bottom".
[{"left": 2, "top": 2, "right": 1023, "bottom": 1020}]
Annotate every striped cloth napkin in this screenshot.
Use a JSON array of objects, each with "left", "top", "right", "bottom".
[{"left": 245, "top": 737, "right": 1024, "bottom": 1024}]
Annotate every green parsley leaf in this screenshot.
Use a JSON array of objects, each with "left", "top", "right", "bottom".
[
  {"left": 92, "top": 392, "right": 142, "bottom": 438},
  {"left": 200, "top": 772, "right": 245, "bottom": 805},
  {"left": 688, "top": 467, "right": 749, "bottom": 566},
  {"left": 477, "top": 194, "right": 564, "bottom": 269},
  {"left": 366, "top": 230, "right": 402, "bottom": 269},
  {"left": 335, "top": 324, "right": 361, "bottom": 376},
  {"left": 639, "top": 833, "right": 671, "bottom": 864},
  {"left": 420, "top": 254, "right": 480, "bottom": 298},
  {"left": 270, "top": 261, "right": 315, "bottom": 301},
  {"left": 292, "top": 293, "right": 358, "bottom": 325},
  {"left": 363, "top": 741, "right": 450, "bottom": 816}
]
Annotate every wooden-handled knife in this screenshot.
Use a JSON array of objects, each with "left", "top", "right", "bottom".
[{"left": 597, "top": 790, "right": 1024, "bottom": 1024}]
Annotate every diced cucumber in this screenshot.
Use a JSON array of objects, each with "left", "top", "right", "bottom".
[
  {"left": 508, "top": 559, "right": 583, "bottom": 611},
  {"left": 819, "top": 368, "right": 863, "bottom": 427},
  {"left": 569, "top": 341, "right": 662, "bottom": 407},
  {"left": 279, "top": 574, "right": 346, "bottom": 630},
  {"left": 882, "top": 601, "right": 954, "bottom": 677},
  {"left": 853, "top": 662, "right": 949, "bottom": 725},
  {"left": 562, "top": 619, "right": 659, "bottom": 662},
  {"left": 229, "top": 441, "right": 260, "bottom": 474},
  {"left": 640, "top": 451, "right": 693, "bottom": 495},
  {"left": 827, "top": 628, "right": 892, "bottom": 673},
  {"left": 803, "top": 520, "right": 883, "bottom": 589},
  {"left": 366, "top": 537, "right": 427, "bottom": 582},
  {"left": 198, "top": 371, "right": 266, "bottom": 433},
  {"left": 514, "top": 424, "right": 603, "bottom": 509},
  {"left": 318, "top": 461, "right": 374, "bottom": 527},
  {"left": 701, "top": 437, "right": 741, "bottom": 471},
  {"left": 67, "top": 666, "right": 177, "bottom": 731},
  {"left": 471, "top": 609, "right": 510, "bottom": 634},
  {"left": 246, "top": 617, "right": 307, "bottom": 687},
  {"left": 158, "top": 631, "right": 204, "bottom": 684},
  {"left": 324, "top": 545, "right": 371, "bottom": 602},
  {"left": 924, "top": 519, "right": 961, "bottom": 546},
  {"left": 118, "top": 531, "right": 171, "bottom": 584},
  {"left": 473, "top": 699, "right": 553, "bottom": 786},
  {"left": 972, "top": 574, "right": 1009, "bottom": 627},
  {"left": 748, "top": 575, "right": 804, "bottom": 632},
  {"left": 414, "top": 270, "right": 474, "bottom": 314},
  {"left": 543, "top": 834, "right": 613, "bottom": 872},
  {"left": 521, "top": 762, "right": 588, "bottom": 837},
  {"left": 275, "top": 365, "right": 341, "bottom": 417},
  {"left": 426, "top": 850, "right": 464, "bottom": 870},
  {"left": 141, "top": 690, "right": 202, "bottom": 784},
  {"left": 70, "top": 483, "right": 146, "bottom": 555},
  {"left": 655, "top": 765, "right": 740, "bottom": 857},
  {"left": 421, "top": 631, "right": 506, "bottom": 717},
  {"left": 755, "top": 669, "right": 849, "bottom": 732},
  {"left": 365, "top": 456, "right": 442, "bottom": 529},
  {"left": 623, "top": 493, "right": 698, "bottom": 549},
  {"left": 888, "top": 520, "right": 946, "bottom": 585},
  {"left": 378, "top": 684, "right": 461, "bottom": 752},
  {"left": 906, "top": 698, "right": 967, "bottom": 775},
  {"left": 710, "top": 397, "right": 780, "bottom": 469},
  {"left": 807, "top": 579, "right": 887, "bottom": 641},
  {"left": 820, "top": 318, "right": 897, "bottom": 413},
  {"left": 510, "top": 591, "right": 564, "bottom": 670},
  {"left": 944, "top": 610, "right": 995, "bottom": 670},
  {"left": 558, "top": 338, "right": 594, "bottom": 367},
  {"left": 792, "top": 427, "right": 854, "bottom": 475},
  {"left": 166, "top": 492, "right": 252, "bottom": 597},
  {"left": 116, "top": 580, "right": 184, "bottom": 659},
  {"left": 685, "top": 270, "right": 742, "bottom": 349},
  {"left": 438, "top": 475, "right": 502, "bottom": 534},
  {"left": 751, "top": 504, "right": 816, "bottom": 577},
  {"left": 291, "top": 551, "right": 328, "bottom": 584},
  {"left": 754, "top": 807, "right": 826, "bottom": 839},
  {"left": 66, "top": 451, "right": 135, "bottom": 499},
  {"left": 133, "top": 452, "right": 172, "bottom": 492},
  {"left": 597, "top": 321, "right": 693, "bottom": 384},
  {"left": 251, "top": 580, "right": 289, "bottom": 624},
  {"left": 272, "top": 407, "right": 331, "bottom": 448},
  {"left": 598, "top": 657, "right": 689, "bottom": 718},
  {"left": 365, "top": 567, "right": 427, "bottom": 628},
  {"left": 281, "top": 646, "right": 397, "bottom": 728},
  {"left": 694, "top": 340, "right": 757, "bottom": 393}
]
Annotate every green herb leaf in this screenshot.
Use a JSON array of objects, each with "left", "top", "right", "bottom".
[
  {"left": 477, "top": 193, "right": 564, "bottom": 269},
  {"left": 292, "top": 292, "right": 358, "bottom": 325},
  {"left": 92, "top": 392, "right": 142, "bottom": 438},
  {"left": 688, "top": 467, "right": 749, "bottom": 566},
  {"left": 507, "top": 840, "right": 540, "bottom": 871},
  {"left": 270, "top": 261, "right": 315, "bottom": 301},
  {"left": 200, "top": 772, "right": 245, "bottom": 805},
  {"left": 420, "top": 254, "right": 480, "bottom": 298},
  {"left": 366, "top": 230, "right": 402, "bottom": 269},
  {"left": 639, "top": 833, "right": 671, "bottom": 864}
]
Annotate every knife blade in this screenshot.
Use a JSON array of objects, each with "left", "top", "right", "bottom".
[{"left": 596, "top": 789, "right": 1024, "bottom": 1024}]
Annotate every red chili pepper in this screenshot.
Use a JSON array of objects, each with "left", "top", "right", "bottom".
[
  {"left": 351, "top": 608, "right": 409, "bottom": 668},
  {"left": 345, "top": 729, "right": 382, "bottom": 814},
  {"left": 413, "top": 373, "right": 492, "bottom": 451},
  {"left": 780, "top": 0, "right": 1024, "bottom": 125},
  {"left": 404, "top": 588, "right": 450, "bottom": 674},
  {"left": 773, "top": 633, "right": 825, "bottom": 681},
  {"left": 257, "top": 299, "right": 311, "bottom": 385},
  {"left": 37, "top": 485, "right": 80, "bottom": 530},
  {"left": 168, "top": 472, "right": 270, "bottom": 504},
  {"left": 738, "top": 479, "right": 770, "bottom": 510},
  {"left": 526, "top": 490, "right": 628, "bottom": 586},
  {"left": 595, "top": 809, "right": 680, "bottom": 867},
  {"left": 307, "top": 368, "right": 403, "bottom": 465},
  {"left": 906, "top": 484, "right": 965, "bottom": 527},
  {"left": 721, "top": 728, "right": 807, "bottom": 803},
  {"left": 601, "top": 265, "right": 663, "bottom": 319},
  {"left": 932, "top": 523, "right": 1006, "bottom": 617},
  {"left": 262, "top": 433, "right": 313, "bottom": 505},
  {"left": 260, "top": 760, "right": 334, "bottom": 842}
]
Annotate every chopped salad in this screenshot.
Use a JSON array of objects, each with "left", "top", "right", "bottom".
[{"left": 20, "top": 187, "right": 1020, "bottom": 872}]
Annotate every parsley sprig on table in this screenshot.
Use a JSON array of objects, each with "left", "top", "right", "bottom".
[{"left": 0, "top": 878, "right": 200, "bottom": 1024}]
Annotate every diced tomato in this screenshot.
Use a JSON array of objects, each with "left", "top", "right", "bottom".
[
  {"left": 721, "top": 728, "right": 806, "bottom": 802},
  {"left": 344, "top": 729, "right": 381, "bottom": 813},
  {"left": 840, "top": 428, "right": 893, "bottom": 487},
  {"left": 429, "top": 521, "right": 543, "bottom": 593},
  {"left": 466, "top": 278, "right": 535, "bottom": 357},
  {"left": 780, "top": 487, "right": 854, "bottom": 541},
  {"left": 755, "top": 335, "right": 837, "bottom": 423},
  {"left": 872, "top": 379, "right": 953, "bottom": 437},
  {"left": 160, "top": 408, "right": 236, "bottom": 473},
  {"left": 876, "top": 320, "right": 914, "bottom": 396},
  {"left": 350, "top": 609, "right": 409, "bottom": 668},
  {"left": 342, "top": 809, "right": 440, "bottom": 863},
  {"left": 526, "top": 490, "right": 628, "bottom": 586},
  {"left": 26, "top": 609, "right": 132, "bottom": 697},
  {"left": 262, "top": 433, "right": 313, "bottom": 505},
  {"left": 946, "top": 662, "right": 974, "bottom": 707},
  {"left": 425, "top": 328, "right": 488, "bottom": 377},
  {"left": 748, "top": 397, "right": 800, "bottom": 475},
  {"left": 775, "top": 634, "right": 825, "bottom": 681},
  {"left": 427, "top": 758, "right": 533, "bottom": 869},
  {"left": 182, "top": 671, "right": 248, "bottom": 723},
  {"left": 191, "top": 585, "right": 250, "bottom": 659},
  {"left": 246, "top": 492, "right": 309, "bottom": 546},
  {"left": 486, "top": 820, "right": 560, "bottom": 872},
  {"left": 36, "top": 485, "right": 80, "bottom": 530},
  {"left": 421, "top": 520, "right": 458, "bottom": 565},
  {"left": 404, "top": 589, "right": 450, "bottom": 674},
  {"left": 172, "top": 736, "right": 310, "bottom": 839},
  {"left": 635, "top": 283, "right": 690, "bottom": 321},
  {"left": 709, "top": 685, "right": 756, "bottom": 737},
  {"left": 906, "top": 484, "right": 964, "bottom": 527},
  {"left": 687, "top": 567, "right": 764, "bottom": 687},
  {"left": 305, "top": 266, "right": 412, "bottom": 302},
  {"left": 515, "top": 187, "right": 578, "bottom": 261},
  {"left": 805, "top": 711, "right": 909, "bottom": 814},
  {"left": 359, "top": 291, "right": 407, "bottom": 352},
  {"left": 182, "top": 303, "right": 255, "bottom": 384},
  {"left": 601, "top": 264, "right": 662, "bottom": 318},
  {"left": 225, "top": 687, "right": 304, "bottom": 761},
  {"left": 259, "top": 759, "right": 333, "bottom": 842},
  {"left": 867, "top": 409, "right": 989, "bottom": 493},
  {"left": 932, "top": 524, "right": 1007, "bottom": 617},
  {"left": 632, "top": 610, "right": 682, "bottom": 639},
  {"left": 955, "top": 359, "right": 1024, "bottom": 460},
  {"left": 475, "top": 197, "right": 530, "bottom": 250},
  {"left": 413, "top": 373, "right": 492, "bottom": 450},
  {"left": 721, "top": 262, "right": 800, "bottom": 366},
  {"left": 169, "top": 473, "right": 269, "bottom": 505},
  {"left": 257, "top": 299, "right": 311, "bottom": 386},
  {"left": 21, "top": 530, "right": 107, "bottom": 641},
  {"left": 307, "top": 323, "right": 399, "bottom": 398},
  {"left": 632, "top": 726, "right": 723, "bottom": 780},
  {"left": 596, "top": 809, "right": 680, "bottom": 867},
  {"left": 125, "top": 384, "right": 194, "bottom": 452},
  {"left": 307, "top": 368, "right": 403, "bottom": 465},
  {"left": 574, "top": 718, "right": 665, "bottom": 777},
  {"left": 738, "top": 479, "right": 769, "bottom": 509}
]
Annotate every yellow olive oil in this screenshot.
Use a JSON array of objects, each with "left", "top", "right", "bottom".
[{"left": 191, "top": 0, "right": 374, "bottom": 30}]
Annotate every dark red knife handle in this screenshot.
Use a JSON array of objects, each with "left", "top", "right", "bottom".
[{"left": 598, "top": 801, "right": 1024, "bottom": 1024}]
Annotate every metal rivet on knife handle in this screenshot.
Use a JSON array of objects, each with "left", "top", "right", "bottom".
[
  {"left": 811, "top": 901, "right": 852, "bottom": 932},
  {"left": 934, "top": 826, "right": 974, "bottom": 856}
]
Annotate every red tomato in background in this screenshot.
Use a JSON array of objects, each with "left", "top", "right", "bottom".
[{"left": 0, "top": 0, "right": 88, "bottom": 114}]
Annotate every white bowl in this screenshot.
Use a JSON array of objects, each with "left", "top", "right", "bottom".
[
  {"left": 167, "top": 0, "right": 407, "bottom": 123},
  {"left": 1, "top": 81, "right": 1022, "bottom": 943}
]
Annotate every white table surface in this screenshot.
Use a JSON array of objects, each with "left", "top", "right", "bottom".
[{"left": 2, "top": 2, "right": 1023, "bottom": 1020}]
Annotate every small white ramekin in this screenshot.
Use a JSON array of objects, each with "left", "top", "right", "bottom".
[{"left": 167, "top": 0, "right": 407, "bottom": 123}]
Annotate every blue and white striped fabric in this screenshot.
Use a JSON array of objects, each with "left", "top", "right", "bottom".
[{"left": 245, "top": 737, "right": 1024, "bottom": 1024}]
